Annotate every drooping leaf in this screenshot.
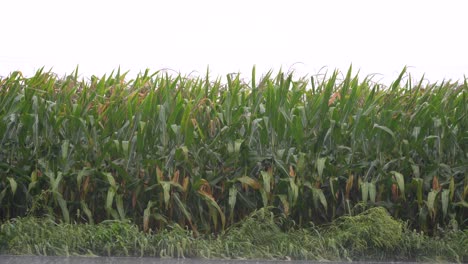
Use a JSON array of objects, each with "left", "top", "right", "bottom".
[
  {"left": 278, "top": 194, "right": 290, "bottom": 215},
  {"left": 316, "top": 157, "right": 326, "bottom": 180},
  {"left": 374, "top": 124, "right": 396, "bottom": 139},
  {"left": 55, "top": 192, "right": 70, "bottom": 223},
  {"left": 314, "top": 188, "right": 328, "bottom": 211},
  {"left": 427, "top": 190, "right": 439, "bottom": 220},
  {"left": 237, "top": 176, "right": 260, "bottom": 190},
  {"left": 391, "top": 171, "right": 405, "bottom": 198},
  {"left": 80, "top": 201, "right": 94, "bottom": 224},
  {"left": 198, "top": 190, "right": 226, "bottom": 230},
  {"left": 7, "top": 177, "right": 17, "bottom": 196}
]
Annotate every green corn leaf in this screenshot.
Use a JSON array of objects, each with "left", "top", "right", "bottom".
[
  {"left": 412, "top": 178, "right": 423, "bottom": 206},
  {"left": 260, "top": 189, "right": 268, "bottom": 208},
  {"left": 52, "top": 172, "right": 63, "bottom": 193},
  {"left": 7, "top": 177, "right": 17, "bottom": 196},
  {"left": 316, "top": 157, "right": 326, "bottom": 180},
  {"left": 28, "top": 181, "right": 37, "bottom": 192},
  {"left": 106, "top": 187, "right": 119, "bottom": 220},
  {"left": 208, "top": 206, "right": 218, "bottom": 231},
  {"left": 80, "top": 201, "right": 94, "bottom": 224},
  {"left": 289, "top": 178, "right": 299, "bottom": 206},
  {"left": 31, "top": 170, "right": 38, "bottom": 183},
  {"left": 143, "top": 201, "right": 154, "bottom": 232},
  {"left": 361, "top": 182, "right": 369, "bottom": 203},
  {"left": 449, "top": 176, "right": 455, "bottom": 201},
  {"left": 228, "top": 186, "right": 237, "bottom": 220},
  {"left": 139, "top": 121, "right": 146, "bottom": 131},
  {"left": 61, "top": 139, "right": 69, "bottom": 160},
  {"left": 312, "top": 188, "right": 327, "bottom": 210},
  {"left": 106, "top": 187, "right": 115, "bottom": 211},
  {"left": 412, "top": 127, "right": 421, "bottom": 140},
  {"left": 453, "top": 201, "right": 468, "bottom": 208},
  {"left": 55, "top": 192, "right": 70, "bottom": 223},
  {"left": 427, "top": 190, "right": 439, "bottom": 219},
  {"left": 318, "top": 189, "right": 328, "bottom": 211},
  {"left": 261, "top": 171, "right": 271, "bottom": 194},
  {"left": 170, "top": 124, "right": 179, "bottom": 135},
  {"left": 411, "top": 164, "right": 420, "bottom": 178},
  {"left": 278, "top": 194, "right": 290, "bottom": 215},
  {"left": 391, "top": 171, "right": 405, "bottom": 198},
  {"left": 234, "top": 139, "right": 243, "bottom": 153},
  {"left": 173, "top": 193, "right": 193, "bottom": 223},
  {"left": 121, "top": 140, "right": 129, "bottom": 155},
  {"left": 116, "top": 194, "right": 125, "bottom": 220},
  {"left": 369, "top": 181, "right": 376, "bottom": 203},
  {"left": 105, "top": 190, "right": 119, "bottom": 220},
  {"left": 391, "top": 66, "right": 406, "bottom": 91},
  {"left": 161, "top": 181, "right": 171, "bottom": 210},
  {"left": 104, "top": 172, "right": 116, "bottom": 188},
  {"left": 374, "top": 124, "right": 396, "bottom": 139},
  {"left": 180, "top": 146, "right": 189, "bottom": 161},
  {"left": 77, "top": 168, "right": 93, "bottom": 191}
]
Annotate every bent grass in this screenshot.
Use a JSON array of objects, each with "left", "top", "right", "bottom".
[{"left": 1, "top": 207, "right": 466, "bottom": 262}]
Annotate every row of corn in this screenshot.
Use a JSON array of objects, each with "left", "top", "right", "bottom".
[{"left": 0, "top": 67, "right": 467, "bottom": 234}]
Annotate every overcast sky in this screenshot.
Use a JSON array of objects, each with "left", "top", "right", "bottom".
[{"left": 1, "top": 0, "right": 467, "bottom": 85}]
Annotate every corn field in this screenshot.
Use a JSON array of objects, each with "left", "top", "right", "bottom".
[{"left": 0, "top": 67, "right": 467, "bottom": 234}]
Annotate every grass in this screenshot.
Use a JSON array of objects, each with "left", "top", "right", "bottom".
[{"left": 1, "top": 207, "right": 467, "bottom": 262}]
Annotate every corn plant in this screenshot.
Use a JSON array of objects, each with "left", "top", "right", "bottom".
[{"left": 0, "top": 67, "right": 466, "bottom": 234}]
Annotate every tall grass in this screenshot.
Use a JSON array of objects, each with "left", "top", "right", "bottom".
[
  {"left": 2, "top": 207, "right": 466, "bottom": 261},
  {"left": 0, "top": 67, "right": 467, "bottom": 234}
]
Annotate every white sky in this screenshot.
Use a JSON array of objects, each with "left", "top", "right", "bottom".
[{"left": 1, "top": 0, "right": 467, "bottom": 85}]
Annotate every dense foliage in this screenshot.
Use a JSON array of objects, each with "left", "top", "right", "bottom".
[
  {"left": 1, "top": 208, "right": 467, "bottom": 261},
  {"left": 0, "top": 67, "right": 467, "bottom": 234}
]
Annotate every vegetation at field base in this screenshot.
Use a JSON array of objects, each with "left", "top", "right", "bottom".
[
  {"left": 0, "top": 66, "right": 467, "bottom": 259},
  {"left": 1, "top": 207, "right": 467, "bottom": 262}
]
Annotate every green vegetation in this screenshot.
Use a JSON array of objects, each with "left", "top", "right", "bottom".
[
  {"left": 1, "top": 207, "right": 466, "bottom": 261},
  {"left": 0, "top": 67, "right": 467, "bottom": 260}
]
